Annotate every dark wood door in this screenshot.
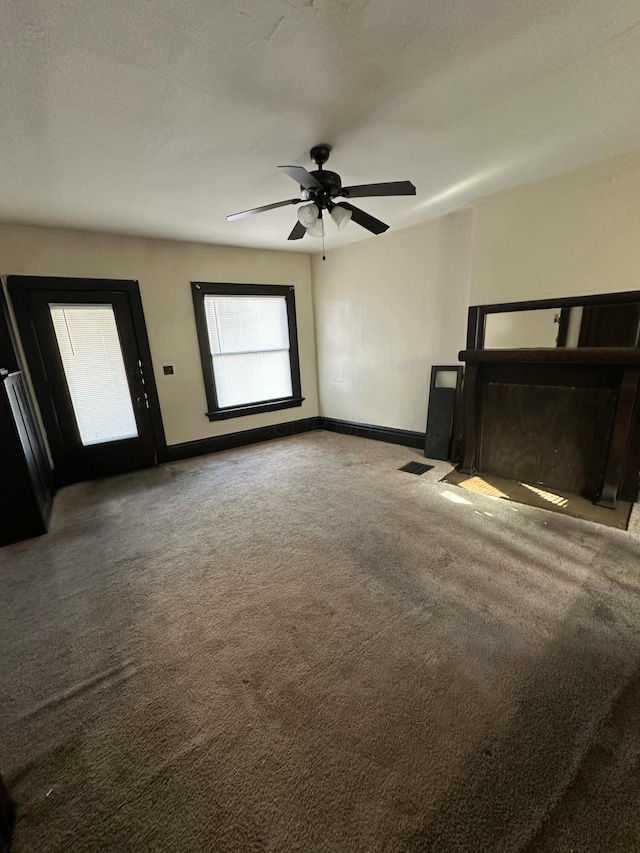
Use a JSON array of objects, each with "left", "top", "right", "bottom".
[{"left": 23, "top": 288, "right": 157, "bottom": 484}]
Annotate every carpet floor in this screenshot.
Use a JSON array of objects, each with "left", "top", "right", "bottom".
[{"left": 1, "top": 431, "right": 640, "bottom": 852}]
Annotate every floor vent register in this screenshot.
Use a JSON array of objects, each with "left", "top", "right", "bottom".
[{"left": 398, "top": 461, "right": 434, "bottom": 475}]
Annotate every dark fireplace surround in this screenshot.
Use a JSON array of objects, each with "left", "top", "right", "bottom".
[{"left": 458, "top": 291, "right": 640, "bottom": 509}]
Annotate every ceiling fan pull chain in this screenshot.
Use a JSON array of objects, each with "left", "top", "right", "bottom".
[{"left": 322, "top": 229, "right": 326, "bottom": 261}]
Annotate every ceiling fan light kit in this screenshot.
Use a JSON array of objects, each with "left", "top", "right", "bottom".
[
  {"left": 227, "top": 144, "right": 416, "bottom": 252},
  {"left": 306, "top": 218, "right": 325, "bottom": 238},
  {"left": 297, "top": 202, "right": 320, "bottom": 229},
  {"left": 330, "top": 205, "right": 351, "bottom": 230}
]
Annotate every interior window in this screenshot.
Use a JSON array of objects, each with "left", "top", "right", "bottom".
[{"left": 191, "top": 282, "right": 303, "bottom": 420}]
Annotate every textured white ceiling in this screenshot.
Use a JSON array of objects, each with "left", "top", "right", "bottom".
[{"left": 1, "top": 0, "right": 640, "bottom": 252}]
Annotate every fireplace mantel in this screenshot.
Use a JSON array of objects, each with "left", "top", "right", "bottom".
[
  {"left": 460, "top": 347, "right": 640, "bottom": 365},
  {"left": 457, "top": 347, "right": 640, "bottom": 508}
]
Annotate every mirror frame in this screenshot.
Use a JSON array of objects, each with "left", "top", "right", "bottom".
[{"left": 467, "top": 290, "right": 640, "bottom": 350}]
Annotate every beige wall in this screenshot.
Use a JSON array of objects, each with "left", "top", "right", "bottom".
[
  {"left": 470, "top": 150, "right": 640, "bottom": 305},
  {"left": 0, "top": 224, "right": 318, "bottom": 447},
  {"left": 311, "top": 210, "right": 472, "bottom": 433}
]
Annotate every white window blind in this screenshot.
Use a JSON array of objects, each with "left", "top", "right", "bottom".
[
  {"left": 204, "top": 295, "right": 293, "bottom": 408},
  {"left": 50, "top": 304, "right": 139, "bottom": 446}
]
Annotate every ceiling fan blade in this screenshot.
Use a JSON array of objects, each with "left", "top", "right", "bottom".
[
  {"left": 340, "top": 180, "right": 416, "bottom": 198},
  {"left": 288, "top": 221, "right": 306, "bottom": 241},
  {"left": 278, "top": 165, "right": 323, "bottom": 190},
  {"left": 227, "top": 198, "right": 300, "bottom": 221},
  {"left": 337, "top": 202, "right": 389, "bottom": 235}
]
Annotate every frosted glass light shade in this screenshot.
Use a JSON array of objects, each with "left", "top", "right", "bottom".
[
  {"left": 330, "top": 206, "right": 352, "bottom": 230},
  {"left": 297, "top": 203, "right": 319, "bottom": 228},
  {"left": 306, "top": 218, "right": 325, "bottom": 238}
]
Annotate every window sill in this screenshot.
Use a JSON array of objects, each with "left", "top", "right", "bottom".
[{"left": 205, "top": 397, "right": 305, "bottom": 422}]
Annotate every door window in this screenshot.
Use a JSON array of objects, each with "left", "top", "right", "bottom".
[{"left": 49, "top": 303, "right": 138, "bottom": 446}]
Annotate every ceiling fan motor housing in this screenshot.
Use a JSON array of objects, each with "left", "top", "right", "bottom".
[
  {"left": 303, "top": 170, "right": 342, "bottom": 207},
  {"left": 310, "top": 144, "right": 332, "bottom": 165}
]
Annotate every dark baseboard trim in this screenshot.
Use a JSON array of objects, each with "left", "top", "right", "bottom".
[
  {"left": 165, "top": 417, "right": 322, "bottom": 462},
  {"left": 320, "top": 417, "right": 425, "bottom": 449},
  {"left": 165, "top": 415, "right": 425, "bottom": 463}
]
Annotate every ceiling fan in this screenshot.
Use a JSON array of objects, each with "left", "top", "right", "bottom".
[{"left": 226, "top": 144, "right": 416, "bottom": 242}]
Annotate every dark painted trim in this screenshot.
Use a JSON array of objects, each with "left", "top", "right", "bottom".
[
  {"left": 460, "top": 347, "right": 640, "bottom": 365},
  {"left": 191, "top": 281, "right": 303, "bottom": 422},
  {"left": 7, "top": 275, "right": 168, "bottom": 471},
  {"left": 556, "top": 307, "right": 570, "bottom": 348},
  {"left": 320, "top": 417, "right": 425, "bottom": 449},
  {"left": 206, "top": 396, "right": 305, "bottom": 421},
  {"left": 467, "top": 289, "right": 640, "bottom": 351},
  {"left": 1, "top": 287, "right": 55, "bottom": 496},
  {"left": 165, "top": 415, "right": 426, "bottom": 463},
  {"left": 466, "top": 305, "right": 484, "bottom": 350},
  {"left": 166, "top": 417, "right": 322, "bottom": 461},
  {"left": 597, "top": 367, "right": 640, "bottom": 508},
  {"left": 1, "top": 283, "right": 22, "bottom": 373},
  {"left": 477, "top": 289, "right": 640, "bottom": 316}
]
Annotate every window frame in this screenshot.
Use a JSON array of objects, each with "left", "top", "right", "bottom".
[{"left": 191, "top": 281, "right": 304, "bottom": 421}]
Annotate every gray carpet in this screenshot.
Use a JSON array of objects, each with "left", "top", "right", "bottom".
[{"left": 1, "top": 431, "right": 640, "bottom": 852}]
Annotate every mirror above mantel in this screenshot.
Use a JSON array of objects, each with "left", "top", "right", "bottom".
[{"left": 471, "top": 290, "right": 640, "bottom": 351}]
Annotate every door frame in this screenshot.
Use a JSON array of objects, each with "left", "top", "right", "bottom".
[{"left": 8, "top": 276, "right": 167, "bottom": 483}]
